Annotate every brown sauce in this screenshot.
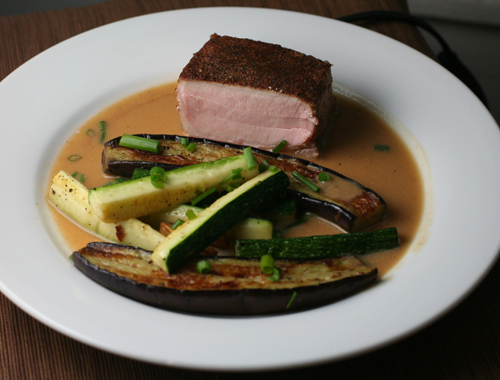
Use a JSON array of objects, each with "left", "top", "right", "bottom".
[{"left": 48, "top": 82, "right": 424, "bottom": 276}]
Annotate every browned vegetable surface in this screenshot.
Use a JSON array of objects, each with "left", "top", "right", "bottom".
[{"left": 73, "top": 242, "right": 378, "bottom": 315}]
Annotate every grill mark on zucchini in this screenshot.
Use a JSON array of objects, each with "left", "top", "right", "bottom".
[
  {"left": 73, "top": 242, "right": 378, "bottom": 315},
  {"left": 101, "top": 134, "right": 386, "bottom": 232}
]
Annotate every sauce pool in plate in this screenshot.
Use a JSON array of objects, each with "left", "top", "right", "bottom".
[{"left": 47, "top": 82, "right": 424, "bottom": 276}]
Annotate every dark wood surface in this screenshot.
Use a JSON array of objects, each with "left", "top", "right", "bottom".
[{"left": 1, "top": 1, "right": 499, "bottom": 379}]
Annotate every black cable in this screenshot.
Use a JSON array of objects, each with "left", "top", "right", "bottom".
[{"left": 337, "top": 11, "right": 489, "bottom": 108}]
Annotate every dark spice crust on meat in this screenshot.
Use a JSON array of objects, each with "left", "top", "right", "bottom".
[{"left": 179, "top": 34, "right": 333, "bottom": 107}]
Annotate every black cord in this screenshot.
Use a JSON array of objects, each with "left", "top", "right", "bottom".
[{"left": 337, "top": 11, "right": 489, "bottom": 108}]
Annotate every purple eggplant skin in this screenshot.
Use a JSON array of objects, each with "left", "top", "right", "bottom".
[
  {"left": 102, "top": 134, "right": 387, "bottom": 232},
  {"left": 72, "top": 242, "right": 378, "bottom": 316}
]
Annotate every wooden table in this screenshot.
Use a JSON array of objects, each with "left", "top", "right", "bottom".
[{"left": 1, "top": 1, "right": 499, "bottom": 378}]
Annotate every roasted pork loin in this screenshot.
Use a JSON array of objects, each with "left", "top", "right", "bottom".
[{"left": 177, "top": 34, "right": 336, "bottom": 157}]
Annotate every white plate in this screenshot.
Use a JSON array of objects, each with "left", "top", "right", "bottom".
[{"left": 0, "top": 7, "right": 499, "bottom": 371}]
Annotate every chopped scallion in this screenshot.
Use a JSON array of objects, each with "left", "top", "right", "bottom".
[
  {"left": 172, "top": 219, "right": 184, "bottom": 230},
  {"left": 318, "top": 172, "right": 330, "bottom": 182},
  {"left": 186, "top": 209, "right": 197, "bottom": 220},
  {"left": 86, "top": 129, "right": 95, "bottom": 137},
  {"left": 220, "top": 167, "right": 243, "bottom": 185},
  {"left": 180, "top": 137, "right": 189, "bottom": 147},
  {"left": 258, "top": 158, "right": 270, "bottom": 173},
  {"left": 243, "top": 147, "right": 257, "bottom": 170},
  {"left": 268, "top": 165, "right": 279, "bottom": 173},
  {"left": 186, "top": 142, "right": 197, "bottom": 152},
  {"left": 131, "top": 168, "right": 151, "bottom": 180},
  {"left": 99, "top": 121, "right": 106, "bottom": 144},
  {"left": 71, "top": 172, "right": 85, "bottom": 183},
  {"left": 260, "top": 254, "right": 275, "bottom": 275},
  {"left": 196, "top": 260, "right": 211, "bottom": 274},
  {"left": 119, "top": 134, "right": 161, "bottom": 153},
  {"left": 374, "top": 144, "right": 390, "bottom": 152},
  {"left": 292, "top": 170, "right": 319, "bottom": 192},
  {"left": 286, "top": 291, "right": 297, "bottom": 309},
  {"left": 191, "top": 187, "right": 217, "bottom": 206},
  {"left": 150, "top": 166, "right": 166, "bottom": 188},
  {"left": 272, "top": 140, "right": 288, "bottom": 153},
  {"left": 68, "top": 155, "right": 81, "bottom": 161},
  {"left": 269, "top": 267, "right": 280, "bottom": 282}
]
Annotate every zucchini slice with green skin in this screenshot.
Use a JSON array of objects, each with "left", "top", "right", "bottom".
[
  {"left": 48, "top": 171, "right": 165, "bottom": 251},
  {"left": 73, "top": 242, "right": 378, "bottom": 315},
  {"left": 152, "top": 169, "right": 290, "bottom": 273},
  {"left": 236, "top": 227, "right": 400, "bottom": 259},
  {"left": 101, "top": 134, "right": 387, "bottom": 232},
  {"left": 88, "top": 154, "right": 258, "bottom": 223}
]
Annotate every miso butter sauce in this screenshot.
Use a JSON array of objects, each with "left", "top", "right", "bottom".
[{"left": 48, "top": 82, "right": 423, "bottom": 276}]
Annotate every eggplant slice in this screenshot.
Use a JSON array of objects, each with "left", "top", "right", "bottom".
[
  {"left": 73, "top": 242, "right": 377, "bottom": 315},
  {"left": 102, "top": 134, "right": 387, "bottom": 232}
]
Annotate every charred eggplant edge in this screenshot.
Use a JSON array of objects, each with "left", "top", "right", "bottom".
[
  {"left": 102, "top": 134, "right": 387, "bottom": 232},
  {"left": 72, "top": 242, "right": 378, "bottom": 316}
]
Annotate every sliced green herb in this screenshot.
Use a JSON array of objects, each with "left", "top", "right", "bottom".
[
  {"left": 196, "top": 260, "right": 211, "bottom": 275},
  {"left": 272, "top": 140, "right": 288, "bottom": 153},
  {"left": 172, "top": 219, "right": 185, "bottom": 230},
  {"left": 186, "top": 209, "right": 197, "bottom": 220},
  {"left": 180, "top": 137, "right": 189, "bottom": 147},
  {"left": 268, "top": 165, "right": 279, "bottom": 173},
  {"left": 99, "top": 121, "right": 107, "bottom": 144},
  {"left": 131, "top": 168, "right": 151, "bottom": 180},
  {"left": 318, "top": 172, "right": 330, "bottom": 182},
  {"left": 71, "top": 172, "right": 85, "bottom": 183},
  {"left": 269, "top": 267, "right": 280, "bottom": 282},
  {"left": 150, "top": 166, "right": 166, "bottom": 189},
  {"left": 191, "top": 187, "right": 217, "bottom": 206},
  {"left": 260, "top": 254, "right": 275, "bottom": 275},
  {"left": 258, "top": 158, "right": 270, "bottom": 173},
  {"left": 86, "top": 129, "right": 95, "bottom": 137},
  {"left": 69, "top": 254, "right": 73, "bottom": 261},
  {"left": 243, "top": 147, "right": 257, "bottom": 170},
  {"left": 374, "top": 144, "right": 390, "bottom": 152},
  {"left": 119, "top": 134, "right": 161, "bottom": 153},
  {"left": 68, "top": 155, "right": 81, "bottom": 161},
  {"left": 286, "top": 291, "right": 297, "bottom": 310},
  {"left": 292, "top": 170, "right": 319, "bottom": 192},
  {"left": 186, "top": 142, "right": 197, "bottom": 152},
  {"left": 220, "top": 167, "right": 243, "bottom": 185}
]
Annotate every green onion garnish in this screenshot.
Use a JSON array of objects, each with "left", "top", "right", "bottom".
[
  {"left": 119, "top": 134, "right": 161, "bottom": 153},
  {"left": 269, "top": 267, "right": 280, "bottom": 282},
  {"left": 86, "top": 129, "right": 95, "bottom": 137},
  {"left": 99, "top": 121, "right": 106, "bottom": 144},
  {"left": 318, "top": 172, "right": 329, "bottom": 182},
  {"left": 292, "top": 170, "right": 319, "bottom": 192},
  {"left": 286, "top": 291, "right": 297, "bottom": 310},
  {"left": 186, "top": 209, "right": 197, "bottom": 220},
  {"left": 68, "top": 154, "right": 81, "bottom": 161},
  {"left": 180, "top": 137, "right": 189, "bottom": 147},
  {"left": 131, "top": 168, "right": 151, "bottom": 180},
  {"left": 69, "top": 254, "right": 73, "bottom": 261},
  {"left": 243, "top": 147, "right": 257, "bottom": 170},
  {"left": 220, "top": 168, "right": 243, "bottom": 185},
  {"left": 374, "top": 144, "right": 390, "bottom": 152},
  {"left": 268, "top": 165, "right": 279, "bottom": 173},
  {"left": 225, "top": 183, "right": 240, "bottom": 192},
  {"left": 272, "top": 140, "right": 288, "bottom": 153},
  {"left": 186, "top": 142, "right": 197, "bottom": 152},
  {"left": 172, "top": 219, "right": 184, "bottom": 230},
  {"left": 150, "top": 166, "right": 166, "bottom": 188},
  {"left": 260, "top": 254, "right": 275, "bottom": 275},
  {"left": 191, "top": 187, "right": 217, "bottom": 206},
  {"left": 196, "top": 260, "right": 211, "bottom": 274},
  {"left": 258, "top": 158, "right": 270, "bottom": 173},
  {"left": 71, "top": 172, "right": 85, "bottom": 183}
]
